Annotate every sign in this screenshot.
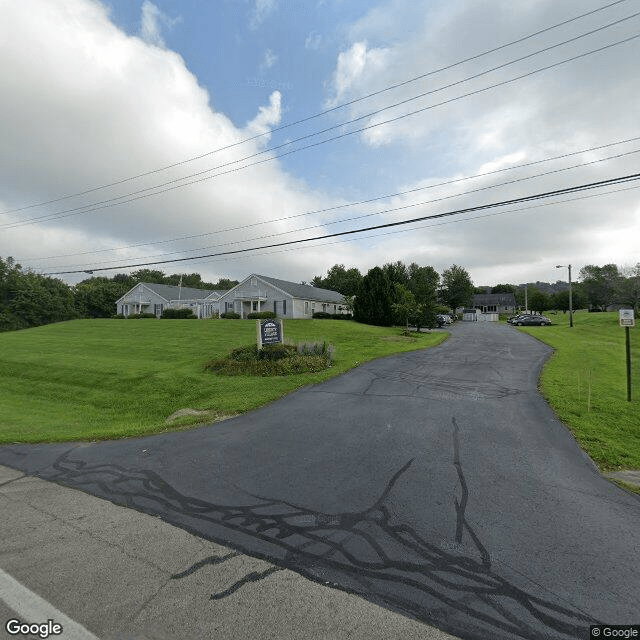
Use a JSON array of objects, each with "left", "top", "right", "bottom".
[
  {"left": 258, "top": 319, "right": 283, "bottom": 347},
  {"left": 619, "top": 309, "right": 635, "bottom": 327}
]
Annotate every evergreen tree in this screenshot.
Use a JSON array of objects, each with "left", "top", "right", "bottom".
[{"left": 353, "top": 267, "right": 394, "bottom": 326}]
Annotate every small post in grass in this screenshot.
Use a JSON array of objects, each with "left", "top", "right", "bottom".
[{"left": 619, "top": 309, "right": 635, "bottom": 402}]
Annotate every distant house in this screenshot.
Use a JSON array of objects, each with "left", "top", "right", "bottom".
[
  {"left": 115, "top": 282, "right": 228, "bottom": 318},
  {"left": 217, "top": 274, "right": 349, "bottom": 319},
  {"left": 472, "top": 293, "right": 517, "bottom": 315},
  {"left": 115, "top": 274, "right": 349, "bottom": 319}
]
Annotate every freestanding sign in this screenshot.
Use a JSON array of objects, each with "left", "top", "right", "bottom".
[
  {"left": 620, "top": 308, "right": 635, "bottom": 327},
  {"left": 619, "top": 309, "right": 635, "bottom": 402},
  {"left": 257, "top": 319, "right": 283, "bottom": 347}
]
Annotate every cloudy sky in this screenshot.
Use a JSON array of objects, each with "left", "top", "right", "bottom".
[{"left": 1, "top": 0, "right": 639, "bottom": 287}]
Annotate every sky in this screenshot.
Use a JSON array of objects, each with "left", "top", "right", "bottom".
[{"left": 1, "top": 0, "right": 639, "bottom": 287}]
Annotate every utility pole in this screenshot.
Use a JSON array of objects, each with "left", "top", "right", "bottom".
[{"left": 556, "top": 264, "right": 573, "bottom": 327}]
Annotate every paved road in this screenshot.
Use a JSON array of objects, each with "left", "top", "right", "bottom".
[{"left": 1, "top": 322, "right": 638, "bottom": 639}]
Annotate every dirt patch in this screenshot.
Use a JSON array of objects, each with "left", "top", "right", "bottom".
[{"left": 165, "top": 408, "right": 234, "bottom": 425}]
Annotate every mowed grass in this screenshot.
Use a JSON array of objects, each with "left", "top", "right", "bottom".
[
  {"left": 0, "top": 319, "right": 447, "bottom": 443},
  {"left": 518, "top": 312, "right": 640, "bottom": 472}
]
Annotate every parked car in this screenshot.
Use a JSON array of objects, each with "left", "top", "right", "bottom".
[
  {"left": 513, "top": 315, "right": 552, "bottom": 326},
  {"left": 436, "top": 314, "right": 453, "bottom": 327}
]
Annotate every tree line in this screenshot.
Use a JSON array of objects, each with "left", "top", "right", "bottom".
[
  {"left": 0, "top": 257, "right": 238, "bottom": 332},
  {"left": 2, "top": 254, "right": 638, "bottom": 333},
  {"left": 312, "top": 262, "right": 475, "bottom": 328},
  {"left": 484, "top": 264, "right": 640, "bottom": 315}
]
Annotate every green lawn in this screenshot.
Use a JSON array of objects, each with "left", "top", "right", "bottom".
[
  {"left": 518, "top": 312, "right": 640, "bottom": 472},
  {"left": 0, "top": 319, "right": 447, "bottom": 443}
]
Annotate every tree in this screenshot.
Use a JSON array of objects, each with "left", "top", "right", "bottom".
[
  {"left": 550, "top": 289, "right": 586, "bottom": 313},
  {"left": 407, "top": 263, "right": 439, "bottom": 329},
  {"left": 528, "top": 289, "right": 551, "bottom": 314},
  {"left": 617, "top": 264, "right": 640, "bottom": 314},
  {"left": 353, "top": 267, "right": 394, "bottom": 326},
  {"left": 579, "top": 264, "right": 621, "bottom": 310},
  {"left": 74, "top": 277, "right": 130, "bottom": 318},
  {"left": 492, "top": 284, "right": 517, "bottom": 295},
  {"left": 391, "top": 283, "right": 421, "bottom": 329},
  {"left": 313, "top": 264, "right": 363, "bottom": 296},
  {"left": 440, "top": 265, "right": 474, "bottom": 311},
  {"left": 130, "top": 269, "right": 166, "bottom": 284},
  {"left": 382, "top": 261, "right": 409, "bottom": 287}
]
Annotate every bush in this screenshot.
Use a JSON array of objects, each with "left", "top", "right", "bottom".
[
  {"left": 220, "top": 311, "right": 241, "bottom": 319},
  {"left": 161, "top": 308, "right": 197, "bottom": 319},
  {"left": 312, "top": 311, "right": 332, "bottom": 319},
  {"left": 122, "top": 313, "right": 158, "bottom": 319},
  {"left": 332, "top": 313, "right": 352, "bottom": 320},
  {"left": 247, "top": 311, "right": 277, "bottom": 319},
  {"left": 205, "top": 341, "right": 333, "bottom": 376}
]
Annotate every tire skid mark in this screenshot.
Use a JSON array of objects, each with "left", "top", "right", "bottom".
[{"left": 43, "top": 448, "right": 599, "bottom": 639}]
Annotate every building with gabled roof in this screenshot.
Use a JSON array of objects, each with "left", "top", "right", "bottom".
[
  {"left": 115, "top": 274, "right": 349, "bottom": 319},
  {"left": 472, "top": 293, "right": 517, "bottom": 314},
  {"left": 217, "top": 274, "right": 349, "bottom": 319},
  {"left": 115, "top": 282, "right": 227, "bottom": 318}
]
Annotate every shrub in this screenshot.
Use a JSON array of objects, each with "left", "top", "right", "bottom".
[
  {"left": 161, "top": 308, "right": 197, "bottom": 319},
  {"left": 113, "top": 314, "right": 126, "bottom": 319},
  {"left": 247, "top": 311, "right": 277, "bottom": 319},
  {"left": 332, "top": 313, "right": 352, "bottom": 320},
  {"left": 220, "top": 311, "right": 241, "bottom": 319},
  {"left": 312, "top": 311, "right": 332, "bottom": 319},
  {"left": 124, "top": 313, "right": 158, "bottom": 319},
  {"left": 204, "top": 341, "right": 333, "bottom": 376}
]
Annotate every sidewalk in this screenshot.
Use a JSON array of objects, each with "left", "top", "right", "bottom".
[{"left": 0, "top": 464, "right": 459, "bottom": 640}]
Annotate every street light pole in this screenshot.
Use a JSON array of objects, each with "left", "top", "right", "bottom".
[{"left": 556, "top": 264, "right": 573, "bottom": 327}]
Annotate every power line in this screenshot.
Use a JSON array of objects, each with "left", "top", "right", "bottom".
[
  {"left": 5, "top": 30, "right": 639, "bottom": 230},
  {"left": 42, "top": 172, "right": 640, "bottom": 275},
  {"left": 22, "top": 134, "right": 640, "bottom": 262},
  {"left": 3, "top": 0, "right": 631, "bottom": 216},
  {"left": 39, "top": 145, "right": 640, "bottom": 270}
]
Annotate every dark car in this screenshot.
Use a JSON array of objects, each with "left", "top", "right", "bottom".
[{"left": 513, "top": 315, "right": 552, "bottom": 326}]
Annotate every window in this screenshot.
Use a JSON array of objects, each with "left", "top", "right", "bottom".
[
  {"left": 283, "top": 300, "right": 287, "bottom": 315},
  {"left": 123, "top": 304, "right": 129, "bottom": 316},
  {"left": 154, "top": 304, "right": 163, "bottom": 316},
  {"left": 274, "top": 301, "right": 277, "bottom": 314},
  {"left": 305, "top": 301, "right": 309, "bottom": 314},
  {"left": 252, "top": 301, "right": 258, "bottom": 311}
]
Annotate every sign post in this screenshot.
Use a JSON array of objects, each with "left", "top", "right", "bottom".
[
  {"left": 257, "top": 319, "right": 284, "bottom": 348},
  {"left": 619, "top": 309, "right": 635, "bottom": 402}
]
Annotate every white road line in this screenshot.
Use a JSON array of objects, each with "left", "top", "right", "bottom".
[{"left": 0, "top": 568, "right": 100, "bottom": 640}]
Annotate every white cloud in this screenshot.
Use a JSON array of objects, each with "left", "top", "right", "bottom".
[
  {"left": 249, "top": 0, "right": 278, "bottom": 31},
  {"left": 0, "top": 0, "right": 333, "bottom": 284},
  {"left": 327, "top": 41, "right": 391, "bottom": 108},
  {"left": 139, "top": 1, "right": 181, "bottom": 48},
  {"left": 260, "top": 48, "right": 278, "bottom": 72},
  {"left": 319, "top": 0, "right": 640, "bottom": 282},
  {"left": 243, "top": 91, "right": 282, "bottom": 139}
]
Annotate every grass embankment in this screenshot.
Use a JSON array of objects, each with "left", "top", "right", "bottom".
[
  {"left": 0, "top": 319, "right": 446, "bottom": 443},
  {"left": 518, "top": 312, "right": 640, "bottom": 476}
]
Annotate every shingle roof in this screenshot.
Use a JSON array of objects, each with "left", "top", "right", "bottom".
[
  {"left": 142, "top": 282, "right": 217, "bottom": 301},
  {"left": 255, "top": 275, "right": 346, "bottom": 303},
  {"left": 472, "top": 293, "right": 517, "bottom": 306}
]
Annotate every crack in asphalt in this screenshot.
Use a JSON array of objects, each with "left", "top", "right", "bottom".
[{"left": 41, "top": 448, "right": 599, "bottom": 639}]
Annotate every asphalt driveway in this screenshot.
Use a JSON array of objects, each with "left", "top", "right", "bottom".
[{"left": 1, "top": 321, "right": 638, "bottom": 640}]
